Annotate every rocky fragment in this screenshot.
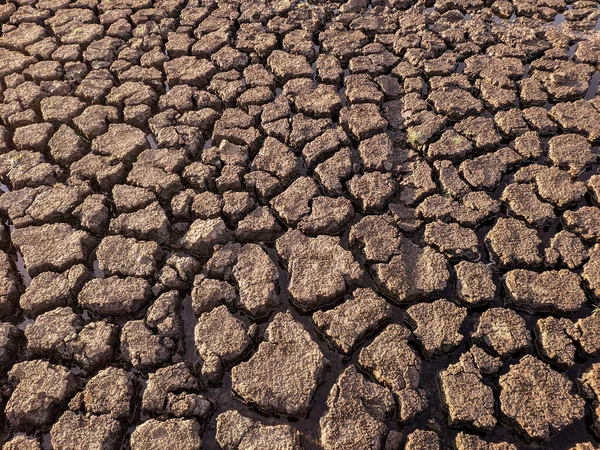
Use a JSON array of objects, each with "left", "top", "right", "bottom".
[
  {"left": 78, "top": 276, "right": 151, "bottom": 316},
  {"left": 406, "top": 299, "right": 467, "bottom": 357},
  {"left": 2, "top": 436, "right": 41, "bottom": 450},
  {"left": 110, "top": 202, "right": 171, "bottom": 244},
  {"left": 320, "top": 365, "right": 395, "bottom": 450},
  {"left": 216, "top": 410, "right": 301, "bottom": 450},
  {"left": 504, "top": 269, "right": 586, "bottom": 314},
  {"left": 181, "top": 218, "right": 231, "bottom": 256},
  {"left": 403, "top": 430, "right": 440, "bottom": 450},
  {"left": 7, "top": 360, "right": 77, "bottom": 430},
  {"left": 573, "top": 311, "right": 600, "bottom": 356},
  {"left": 96, "top": 235, "right": 163, "bottom": 278},
  {"left": 358, "top": 324, "right": 428, "bottom": 422},
  {"left": 142, "top": 363, "right": 210, "bottom": 419},
  {"left": 535, "top": 317, "right": 578, "bottom": 368},
  {"left": 455, "top": 261, "right": 496, "bottom": 307},
  {"left": 547, "top": 134, "right": 595, "bottom": 176},
  {"left": 579, "top": 363, "right": 600, "bottom": 439},
  {"left": 472, "top": 308, "right": 531, "bottom": 357},
  {"left": 276, "top": 230, "right": 363, "bottom": 311},
  {"left": 195, "top": 306, "right": 256, "bottom": 382},
  {"left": 501, "top": 183, "right": 555, "bottom": 228},
  {"left": 20, "top": 265, "right": 91, "bottom": 317},
  {"left": 25, "top": 307, "right": 80, "bottom": 360},
  {"left": 50, "top": 411, "right": 122, "bottom": 450},
  {"left": 485, "top": 218, "right": 542, "bottom": 268},
  {"left": 424, "top": 220, "right": 479, "bottom": 260},
  {"left": 0, "top": 322, "right": 20, "bottom": 369},
  {"left": 11, "top": 223, "right": 94, "bottom": 276},
  {"left": 439, "top": 350, "right": 497, "bottom": 431},
  {"left": 81, "top": 367, "right": 134, "bottom": 419},
  {"left": 298, "top": 196, "right": 354, "bottom": 236},
  {"left": 130, "top": 419, "right": 202, "bottom": 450},
  {"left": 373, "top": 237, "right": 449, "bottom": 303},
  {"left": 349, "top": 214, "right": 402, "bottom": 263},
  {"left": 231, "top": 312, "right": 329, "bottom": 416},
  {"left": 313, "top": 288, "right": 390, "bottom": 354},
  {"left": 499, "top": 355, "right": 585, "bottom": 441},
  {"left": 120, "top": 319, "right": 174, "bottom": 369},
  {"left": 550, "top": 231, "right": 589, "bottom": 270},
  {"left": 71, "top": 321, "right": 119, "bottom": 370},
  {"left": 455, "top": 433, "right": 517, "bottom": 450},
  {"left": 0, "top": 252, "right": 23, "bottom": 318},
  {"left": 231, "top": 244, "right": 279, "bottom": 318},
  {"left": 191, "top": 275, "right": 236, "bottom": 316},
  {"left": 564, "top": 207, "right": 600, "bottom": 242}
]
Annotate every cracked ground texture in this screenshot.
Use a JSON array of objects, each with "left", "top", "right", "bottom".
[{"left": 1, "top": 0, "right": 600, "bottom": 448}]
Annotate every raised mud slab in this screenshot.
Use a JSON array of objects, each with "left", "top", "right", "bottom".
[{"left": 0, "top": 0, "right": 600, "bottom": 449}]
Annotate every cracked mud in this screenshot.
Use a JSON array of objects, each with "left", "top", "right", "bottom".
[{"left": 0, "top": 0, "right": 600, "bottom": 449}]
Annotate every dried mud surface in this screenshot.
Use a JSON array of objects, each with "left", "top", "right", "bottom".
[{"left": 0, "top": 0, "right": 600, "bottom": 449}]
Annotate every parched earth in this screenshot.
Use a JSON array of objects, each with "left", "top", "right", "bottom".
[{"left": 1, "top": 0, "right": 600, "bottom": 449}]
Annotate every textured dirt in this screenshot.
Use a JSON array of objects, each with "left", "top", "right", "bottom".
[{"left": 0, "top": 0, "right": 600, "bottom": 449}]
